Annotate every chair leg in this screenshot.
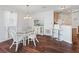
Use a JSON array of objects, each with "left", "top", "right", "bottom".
[
  {"left": 9, "top": 42, "right": 14, "bottom": 49},
  {"left": 20, "top": 40, "right": 23, "bottom": 43},
  {"left": 15, "top": 43, "right": 18, "bottom": 52},
  {"left": 23, "top": 39, "right": 26, "bottom": 46},
  {"left": 32, "top": 38, "right": 36, "bottom": 47},
  {"left": 28, "top": 38, "right": 29, "bottom": 45},
  {"left": 35, "top": 38, "right": 39, "bottom": 42}
]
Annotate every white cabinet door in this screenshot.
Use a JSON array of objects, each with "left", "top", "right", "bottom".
[
  {"left": 53, "top": 25, "right": 72, "bottom": 43},
  {"left": 61, "top": 26, "right": 72, "bottom": 43},
  {"left": 34, "top": 26, "right": 40, "bottom": 34},
  {"left": 44, "top": 28, "right": 52, "bottom": 36},
  {"left": 53, "top": 29, "right": 59, "bottom": 38},
  {"left": 53, "top": 25, "right": 60, "bottom": 38},
  {"left": 34, "top": 26, "right": 44, "bottom": 35}
]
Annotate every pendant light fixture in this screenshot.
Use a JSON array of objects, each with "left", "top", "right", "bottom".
[{"left": 24, "top": 5, "right": 32, "bottom": 19}]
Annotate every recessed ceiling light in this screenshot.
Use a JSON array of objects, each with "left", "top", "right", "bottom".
[{"left": 26, "top": 5, "right": 30, "bottom": 7}]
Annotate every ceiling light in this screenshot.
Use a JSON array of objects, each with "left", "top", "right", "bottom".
[
  {"left": 24, "top": 5, "right": 32, "bottom": 19},
  {"left": 24, "top": 15, "right": 32, "bottom": 19}
]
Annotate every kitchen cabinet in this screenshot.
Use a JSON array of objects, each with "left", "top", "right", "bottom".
[
  {"left": 53, "top": 24, "right": 72, "bottom": 43},
  {"left": 34, "top": 26, "right": 44, "bottom": 35},
  {"left": 54, "top": 12, "right": 60, "bottom": 24}
]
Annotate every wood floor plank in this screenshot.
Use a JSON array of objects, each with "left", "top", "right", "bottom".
[{"left": 0, "top": 35, "right": 76, "bottom": 53}]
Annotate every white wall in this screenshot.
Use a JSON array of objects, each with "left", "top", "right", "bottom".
[
  {"left": 0, "top": 11, "right": 5, "bottom": 42},
  {"left": 17, "top": 12, "right": 34, "bottom": 32},
  {"left": 0, "top": 10, "right": 18, "bottom": 42},
  {"left": 72, "top": 12, "right": 79, "bottom": 28},
  {"left": 17, "top": 12, "right": 26, "bottom": 32},
  {"left": 0, "top": 11, "right": 9, "bottom": 42},
  {"left": 32, "top": 10, "right": 54, "bottom": 36}
]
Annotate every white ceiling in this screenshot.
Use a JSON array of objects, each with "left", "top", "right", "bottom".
[
  {"left": 0, "top": 5, "right": 79, "bottom": 14},
  {"left": 0, "top": 5, "right": 60, "bottom": 14}
]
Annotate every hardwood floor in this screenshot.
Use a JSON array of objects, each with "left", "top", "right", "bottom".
[{"left": 0, "top": 35, "right": 76, "bottom": 53}]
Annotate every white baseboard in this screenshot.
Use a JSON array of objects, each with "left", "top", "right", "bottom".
[{"left": 0, "top": 38, "right": 11, "bottom": 43}]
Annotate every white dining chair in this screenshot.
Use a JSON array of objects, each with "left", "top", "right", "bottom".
[
  {"left": 27, "top": 30, "right": 39, "bottom": 47},
  {"left": 9, "top": 30, "right": 25, "bottom": 52}
]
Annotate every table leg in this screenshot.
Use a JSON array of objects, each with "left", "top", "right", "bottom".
[{"left": 23, "top": 38, "right": 26, "bottom": 46}]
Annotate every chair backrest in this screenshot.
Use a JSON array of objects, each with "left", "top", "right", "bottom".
[
  {"left": 10, "top": 30, "right": 25, "bottom": 42},
  {"left": 32, "top": 26, "right": 37, "bottom": 34},
  {"left": 10, "top": 29, "right": 18, "bottom": 42},
  {"left": 27, "top": 30, "right": 37, "bottom": 39},
  {"left": 8, "top": 26, "right": 16, "bottom": 38},
  {"left": 78, "top": 26, "right": 79, "bottom": 33},
  {"left": 8, "top": 26, "right": 21, "bottom": 42}
]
